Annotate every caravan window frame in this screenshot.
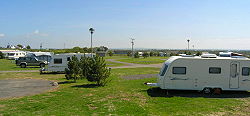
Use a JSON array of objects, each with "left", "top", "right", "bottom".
[
  {"left": 54, "top": 58, "right": 62, "bottom": 64},
  {"left": 209, "top": 67, "right": 221, "bottom": 74},
  {"left": 172, "top": 67, "right": 186, "bottom": 75},
  {"left": 242, "top": 67, "right": 250, "bottom": 76},
  {"left": 160, "top": 64, "right": 168, "bottom": 76}
]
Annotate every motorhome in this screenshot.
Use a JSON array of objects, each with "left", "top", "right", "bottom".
[
  {"left": 40, "top": 53, "right": 94, "bottom": 73},
  {"left": 145, "top": 54, "right": 250, "bottom": 94},
  {"left": 7, "top": 51, "right": 27, "bottom": 60}
]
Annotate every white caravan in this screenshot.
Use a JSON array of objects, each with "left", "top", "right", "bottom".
[
  {"left": 41, "top": 53, "right": 94, "bottom": 73},
  {"left": 146, "top": 54, "right": 250, "bottom": 93},
  {"left": 7, "top": 51, "right": 27, "bottom": 60}
]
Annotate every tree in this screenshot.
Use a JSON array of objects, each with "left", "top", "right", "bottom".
[
  {"left": 26, "top": 45, "right": 31, "bottom": 49},
  {"left": 86, "top": 56, "right": 111, "bottom": 86},
  {"left": 142, "top": 52, "right": 149, "bottom": 58},
  {"left": 150, "top": 51, "right": 154, "bottom": 56},
  {"left": 196, "top": 51, "right": 201, "bottom": 56},
  {"left": 127, "top": 51, "right": 131, "bottom": 56},
  {"left": 17, "top": 44, "right": 23, "bottom": 49},
  {"left": 65, "top": 56, "right": 81, "bottom": 82},
  {"left": 134, "top": 52, "right": 139, "bottom": 58},
  {"left": 0, "top": 51, "right": 4, "bottom": 59},
  {"left": 108, "top": 51, "right": 113, "bottom": 57}
]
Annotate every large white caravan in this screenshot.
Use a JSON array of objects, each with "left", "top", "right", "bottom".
[
  {"left": 41, "top": 53, "right": 94, "bottom": 73},
  {"left": 7, "top": 51, "right": 27, "bottom": 60},
  {"left": 146, "top": 54, "right": 250, "bottom": 93}
]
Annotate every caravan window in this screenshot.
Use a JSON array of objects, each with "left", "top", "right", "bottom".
[
  {"left": 159, "top": 64, "right": 168, "bottom": 76},
  {"left": 54, "top": 58, "right": 62, "bottom": 64},
  {"left": 242, "top": 67, "right": 250, "bottom": 76},
  {"left": 67, "top": 57, "right": 71, "bottom": 61},
  {"left": 209, "top": 67, "right": 221, "bottom": 74},
  {"left": 172, "top": 67, "right": 186, "bottom": 74}
]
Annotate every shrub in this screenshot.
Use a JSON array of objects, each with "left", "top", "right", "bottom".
[
  {"left": 86, "top": 56, "right": 111, "bottom": 86},
  {"left": 65, "top": 56, "right": 81, "bottom": 82},
  {"left": 134, "top": 52, "right": 139, "bottom": 58},
  {"left": 127, "top": 51, "right": 131, "bottom": 56},
  {"left": 0, "top": 51, "right": 4, "bottom": 59},
  {"left": 108, "top": 51, "right": 113, "bottom": 57},
  {"left": 149, "top": 51, "right": 154, "bottom": 56},
  {"left": 142, "top": 52, "right": 149, "bottom": 58}
]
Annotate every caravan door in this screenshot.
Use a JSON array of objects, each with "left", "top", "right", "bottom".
[{"left": 229, "top": 62, "right": 240, "bottom": 89}]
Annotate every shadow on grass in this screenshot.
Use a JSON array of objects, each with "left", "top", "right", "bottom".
[
  {"left": 14, "top": 66, "right": 40, "bottom": 69},
  {"left": 71, "top": 84, "right": 99, "bottom": 88},
  {"left": 58, "top": 81, "right": 76, "bottom": 84},
  {"left": 146, "top": 87, "right": 250, "bottom": 98}
]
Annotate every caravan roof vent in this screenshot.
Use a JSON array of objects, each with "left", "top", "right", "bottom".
[{"left": 201, "top": 54, "right": 217, "bottom": 58}]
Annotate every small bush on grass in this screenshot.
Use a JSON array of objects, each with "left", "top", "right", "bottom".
[
  {"left": 142, "top": 52, "right": 149, "bottom": 58},
  {"left": 65, "top": 55, "right": 111, "bottom": 86},
  {"left": 86, "top": 56, "right": 111, "bottom": 86},
  {"left": 0, "top": 51, "right": 4, "bottom": 59},
  {"left": 65, "top": 56, "right": 81, "bottom": 82},
  {"left": 134, "top": 52, "right": 139, "bottom": 58}
]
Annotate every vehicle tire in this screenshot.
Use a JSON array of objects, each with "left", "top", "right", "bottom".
[
  {"left": 20, "top": 64, "right": 26, "bottom": 68},
  {"left": 203, "top": 87, "right": 212, "bottom": 94},
  {"left": 40, "top": 63, "right": 45, "bottom": 68},
  {"left": 213, "top": 88, "right": 222, "bottom": 94}
]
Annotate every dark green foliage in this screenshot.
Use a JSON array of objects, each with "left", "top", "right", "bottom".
[
  {"left": 65, "top": 55, "right": 111, "bottom": 86},
  {"left": 170, "top": 52, "right": 175, "bottom": 56},
  {"left": 187, "top": 51, "right": 192, "bottom": 55},
  {"left": 196, "top": 51, "right": 201, "bottom": 56},
  {"left": 134, "top": 52, "right": 139, "bottom": 58},
  {"left": 155, "top": 52, "right": 160, "bottom": 56},
  {"left": 0, "top": 51, "right": 4, "bottom": 59},
  {"left": 127, "top": 51, "right": 131, "bottom": 56},
  {"left": 149, "top": 51, "right": 154, "bottom": 56},
  {"left": 142, "top": 52, "right": 149, "bottom": 58},
  {"left": 26, "top": 45, "right": 31, "bottom": 49},
  {"left": 108, "top": 51, "right": 113, "bottom": 57},
  {"left": 65, "top": 56, "right": 81, "bottom": 82},
  {"left": 86, "top": 56, "right": 111, "bottom": 86},
  {"left": 17, "top": 44, "right": 23, "bottom": 49}
]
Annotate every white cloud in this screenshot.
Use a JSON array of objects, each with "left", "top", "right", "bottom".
[
  {"left": 26, "top": 30, "right": 49, "bottom": 38},
  {"left": 0, "top": 33, "right": 5, "bottom": 38}
]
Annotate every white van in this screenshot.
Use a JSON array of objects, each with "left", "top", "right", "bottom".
[
  {"left": 41, "top": 53, "right": 94, "bottom": 73},
  {"left": 7, "top": 51, "right": 27, "bottom": 60},
  {"left": 146, "top": 55, "right": 250, "bottom": 93}
]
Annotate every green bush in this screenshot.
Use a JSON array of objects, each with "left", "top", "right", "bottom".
[
  {"left": 108, "top": 51, "right": 113, "bottom": 57},
  {"left": 86, "top": 56, "right": 111, "bottom": 86},
  {"left": 65, "top": 55, "right": 111, "bottom": 86},
  {"left": 0, "top": 51, "right": 4, "bottom": 59},
  {"left": 65, "top": 56, "right": 81, "bottom": 82},
  {"left": 134, "top": 52, "right": 139, "bottom": 58},
  {"left": 142, "top": 52, "right": 149, "bottom": 58}
]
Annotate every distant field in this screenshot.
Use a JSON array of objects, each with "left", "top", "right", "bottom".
[
  {"left": 0, "top": 67, "right": 246, "bottom": 115},
  {"left": 0, "top": 59, "right": 40, "bottom": 71},
  {"left": 116, "top": 57, "right": 167, "bottom": 64}
]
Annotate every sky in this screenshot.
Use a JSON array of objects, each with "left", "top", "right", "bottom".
[{"left": 1, "top": 0, "right": 250, "bottom": 50}]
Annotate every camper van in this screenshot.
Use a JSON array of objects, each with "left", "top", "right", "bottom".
[
  {"left": 145, "top": 54, "right": 250, "bottom": 94},
  {"left": 40, "top": 53, "right": 94, "bottom": 73},
  {"left": 7, "top": 51, "right": 27, "bottom": 60}
]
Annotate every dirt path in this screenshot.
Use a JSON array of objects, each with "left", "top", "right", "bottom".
[{"left": 0, "top": 79, "right": 56, "bottom": 99}]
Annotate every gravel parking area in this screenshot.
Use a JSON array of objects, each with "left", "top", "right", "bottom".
[{"left": 0, "top": 79, "right": 56, "bottom": 99}]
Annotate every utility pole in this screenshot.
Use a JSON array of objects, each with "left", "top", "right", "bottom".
[
  {"left": 131, "top": 38, "right": 135, "bottom": 57},
  {"left": 40, "top": 43, "right": 42, "bottom": 50},
  {"left": 187, "top": 39, "right": 190, "bottom": 51},
  {"left": 89, "top": 28, "right": 95, "bottom": 57}
]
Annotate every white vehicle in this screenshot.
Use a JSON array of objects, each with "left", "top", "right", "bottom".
[
  {"left": 146, "top": 54, "right": 250, "bottom": 93},
  {"left": 7, "top": 51, "right": 27, "bottom": 60},
  {"left": 41, "top": 53, "right": 94, "bottom": 73}
]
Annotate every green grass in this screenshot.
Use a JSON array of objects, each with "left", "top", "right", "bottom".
[
  {"left": 116, "top": 57, "right": 167, "bottom": 64},
  {"left": 0, "top": 67, "right": 244, "bottom": 115},
  {"left": 0, "top": 59, "right": 40, "bottom": 71}
]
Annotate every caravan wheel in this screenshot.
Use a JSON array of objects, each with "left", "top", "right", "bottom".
[{"left": 203, "top": 88, "right": 212, "bottom": 94}]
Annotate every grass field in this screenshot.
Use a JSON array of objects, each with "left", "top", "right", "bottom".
[
  {"left": 0, "top": 59, "right": 40, "bottom": 71},
  {"left": 0, "top": 67, "right": 246, "bottom": 115},
  {"left": 116, "top": 57, "right": 167, "bottom": 64}
]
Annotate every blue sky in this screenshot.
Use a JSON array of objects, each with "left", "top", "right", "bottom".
[{"left": 1, "top": 0, "right": 250, "bottom": 49}]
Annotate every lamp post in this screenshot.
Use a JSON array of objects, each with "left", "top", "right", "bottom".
[
  {"left": 89, "top": 28, "right": 95, "bottom": 57},
  {"left": 187, "top": 39, "right": 190, "bottom": 51},
  {"left": 131, "top": 38, "right": 135, "bottom": 57}
]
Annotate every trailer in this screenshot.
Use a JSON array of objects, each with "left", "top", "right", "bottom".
[
  {"left": 40, "top": 53, "right": 94, "bottom": 73},
  {"left": 145, "top": 54, "right": 250, "bottom": 93},
  {"left": 7, "top": 51, "right": 27, "bottom": 60}
]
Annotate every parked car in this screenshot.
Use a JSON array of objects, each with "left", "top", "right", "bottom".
[{"left": 16, "top": 57, "right": 48, "bottom": 68}]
